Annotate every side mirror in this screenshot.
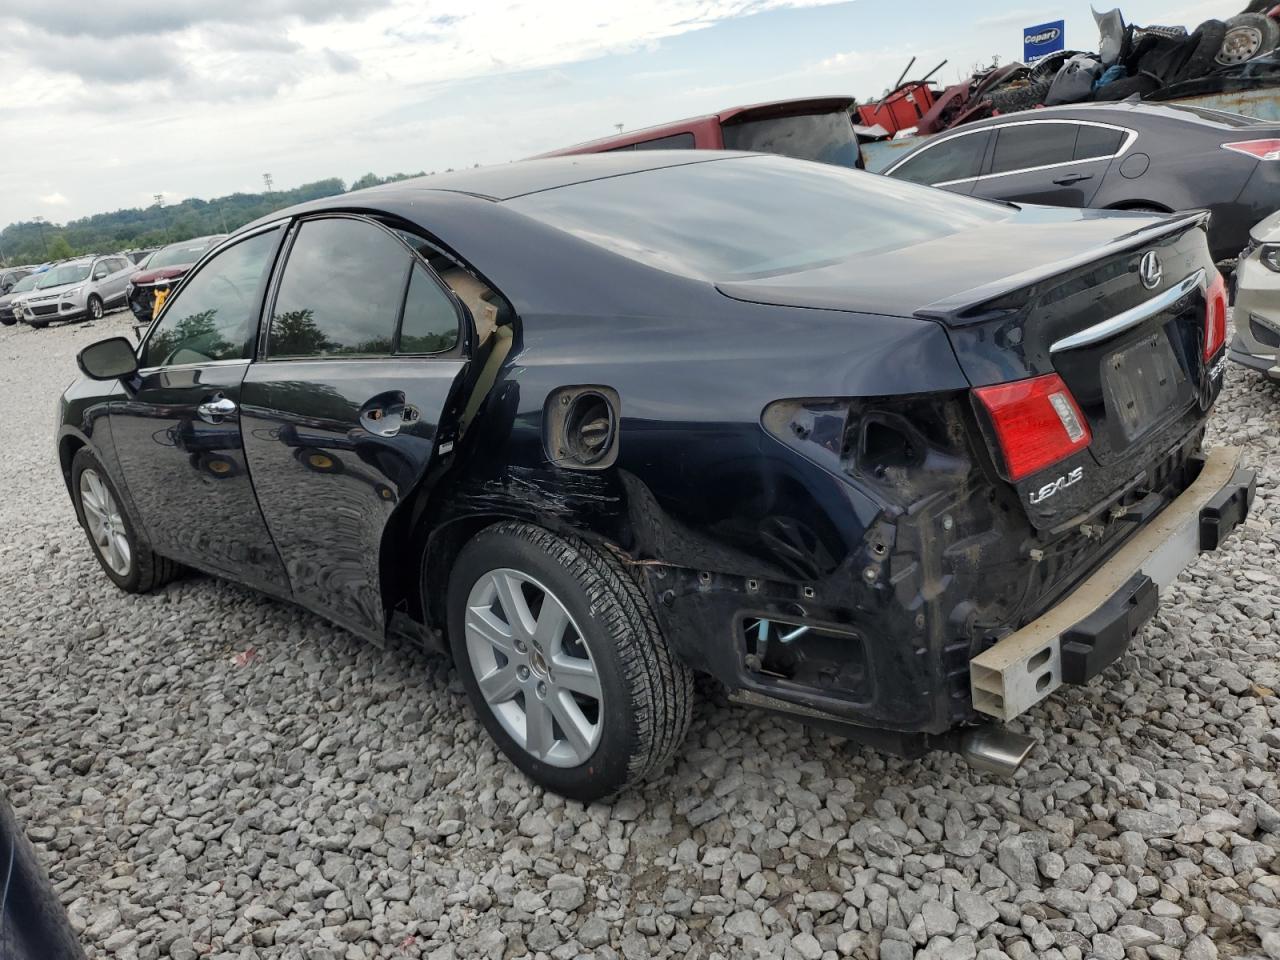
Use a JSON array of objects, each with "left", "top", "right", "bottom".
[{"left": 77, "top": 337, "right": 139, "bottom": 381}]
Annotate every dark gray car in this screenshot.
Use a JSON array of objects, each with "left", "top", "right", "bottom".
[{"left": 882, "top": 101, "right": 1280, "bottom": 262}]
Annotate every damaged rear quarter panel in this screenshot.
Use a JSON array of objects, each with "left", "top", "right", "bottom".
[{"left": 402, "top": 206, "right": 975, "bottom": 733}]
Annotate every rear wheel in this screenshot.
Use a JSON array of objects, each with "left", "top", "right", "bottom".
[
  {"left": 71, "top": 448, "right": 179, "bottom": 592},
  {"left": 446, "top": 521, "right": 693, "bottom": 801},
  {"left": 86, "top": 294, "right": 104, "bottom": 321}
]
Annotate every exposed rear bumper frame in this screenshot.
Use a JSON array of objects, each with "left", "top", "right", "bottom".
[{"left": 970, "top": 446, "right": 1254, "bottom": 722}]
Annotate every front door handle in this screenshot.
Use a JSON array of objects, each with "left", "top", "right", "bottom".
[
  {"left": 197, "top": 395, "right": 238, "bottom": 424},
  {"left": 1052, "top": 173, "right": 1093, "bottom": 185}
]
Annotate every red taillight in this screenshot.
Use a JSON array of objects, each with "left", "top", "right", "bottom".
[
  {"left": 1203, "top": 271, "right": 1227, "bottom": 361},
  {"left": 1223, "top": 139, "right": 1280, "bottom": 160},
  {"left": 974, "top": 374, "right": 1091, "bottom": 482}
]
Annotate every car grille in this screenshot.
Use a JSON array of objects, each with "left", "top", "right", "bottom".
[
  {"left": 1250, "top": 314, "right": 1280, "bottom": 349},
  {"left": 30, "top": 304, "right": 59, "bottom": 316}
]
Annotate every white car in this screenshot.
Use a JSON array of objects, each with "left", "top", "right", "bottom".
[
  {"left": 1231, "top": 209, "right": 1280, "bottom": 380},
  {"left": 21, "top": 254, "right": 135, "bottom": 328}
]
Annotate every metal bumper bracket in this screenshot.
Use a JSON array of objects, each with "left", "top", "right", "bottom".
[{"left": 970, "top": 446, "right": 1251, "bottom": 722}]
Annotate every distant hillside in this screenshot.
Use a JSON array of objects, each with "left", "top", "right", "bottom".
[{"left": 0, "top": 170, "right": 427, "bottom": 266}]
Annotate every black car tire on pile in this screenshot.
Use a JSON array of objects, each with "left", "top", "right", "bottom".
[
  {"left": 985, "top": 78, "right": 1052, "bottom": 114},
  {"left": 1216, "top": 14, "right": 1279, "bottom": 66},
  {"left": 446, "top": 521, "right": 694, "bottom": 801},
  {"left": 71, "top": 447, "right": 181, "bottom": 593}
]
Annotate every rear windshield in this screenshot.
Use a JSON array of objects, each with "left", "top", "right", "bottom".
[
  {"left": 507, "top": 154, "right": 1010, "bottom": 280},
  {"left": 722, "top": 111, "right": 860, "bottom": 168}
]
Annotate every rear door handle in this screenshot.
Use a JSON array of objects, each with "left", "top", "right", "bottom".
[
  {"left": 1052, "top": 173, "right": 1093, "bottom": 185},
  {"left": 197, "top": 395, "right": 238, "bottom": 424}
]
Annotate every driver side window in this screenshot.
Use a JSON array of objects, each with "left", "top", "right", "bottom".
[{"left": 142, "top": 229, "right": 279, "bottom": 369}]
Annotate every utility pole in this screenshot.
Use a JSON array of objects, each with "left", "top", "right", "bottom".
[
  {"left": 32, "top": 216, "right": 48, "bottom": 258},
  {"left": 614, "top": 123, "right": 624, "bottom": 134},
  {"left": 263, "top": 173, "right": 274, "bottom": 192},
  {"left": 153, "top": 193, "right": 164, "bottom": 207}
]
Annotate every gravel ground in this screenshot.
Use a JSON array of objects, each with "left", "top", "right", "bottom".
[{"left": 2, "top": 310, "right": 1279, "bottom": 960}]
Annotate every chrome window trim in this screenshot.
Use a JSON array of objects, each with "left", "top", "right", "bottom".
[
  {"left": 1049, "top": 269, "right": 1205, "bottom": 354},
  {"left": 887, "top": 119, "right": 1137, "bottom": 187},
  {"left": 135, "top": 357, "right": 250, "bottom": 377}
]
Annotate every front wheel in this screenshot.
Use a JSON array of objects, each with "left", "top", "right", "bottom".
[
  {"left": 71, "top": 448, "right": 180, "bottom": 592},
  {"left": 447, "top": 522, "right": 693, "bottom": 801},
  {"left": 86, "top": 295, "right": 104, "bottom": 321}
]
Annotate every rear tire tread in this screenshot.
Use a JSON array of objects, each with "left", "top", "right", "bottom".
[{"left": 474, "top": 521, "right": 694, "bottom": 788}]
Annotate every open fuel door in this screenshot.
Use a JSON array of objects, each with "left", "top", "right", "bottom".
[{"left": 240, "top": 216, "right": 473, "bottom": 642}]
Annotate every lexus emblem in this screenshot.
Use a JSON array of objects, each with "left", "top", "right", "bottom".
[{"left": 1139, "top": 251, "right": 1162, "bottom": 290}]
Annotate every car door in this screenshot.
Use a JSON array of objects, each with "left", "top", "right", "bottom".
[
  {"left": 239, "top": 215, "right": 471, "bottom": 642},
  {"left": 103, "top": 257, "right": 132, "bottom": 304},
  {"left": 883, "top": 129, "right": 992, "bottom": 195},
  {"left": 90, "top": 259, "right": 111, "bottom": 297},
  {"left": 969, "top": 120, "right": 1125, "bottom": 207},
  {"left": 108, "top": 225, "right": 290, "bottom": 595}
]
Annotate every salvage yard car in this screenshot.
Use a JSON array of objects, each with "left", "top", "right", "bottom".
[
  {"left": 58, "top": 153, "right": 1253, "bottom": 800},
  {"left": 0, "top": 273, "right": 38, "bottom": 326},
  {"left": 21, "top": 254, "right": 135, "bottom": 328},
  {"left": 539, "top": 96, "right": 863, "bottom": 169},
  {"left": 1231, "top": 206, "right": 1280, "bottom": 378},
  {"left": 125, "top": 234, "right": 226, "bottom": 322},
  {"left": 882, "top": 100, "right": 1280, "bottom": 262}
]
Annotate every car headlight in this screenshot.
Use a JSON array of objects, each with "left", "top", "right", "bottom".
[
  {"left": 1260, "top": 245, "right": 1280, "bottom": 273},
  {"left": 61, "top": 286, "right": 82, "bottom": 299}
]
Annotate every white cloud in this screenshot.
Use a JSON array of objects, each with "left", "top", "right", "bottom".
[{"left": 39, "top": 192, "right": 68, "bottom": 206}]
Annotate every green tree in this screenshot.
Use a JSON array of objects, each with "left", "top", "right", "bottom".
[{"left": 47, "top": 235, "right": 73, "bottom": 260}]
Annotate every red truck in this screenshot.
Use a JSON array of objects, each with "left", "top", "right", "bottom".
[{"left": 535, "top": 96, "right": 864, "bottom": 168}]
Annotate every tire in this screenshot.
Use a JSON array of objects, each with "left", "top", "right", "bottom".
[
  {"left": 0, "top": 312, "right": 13, "bottom": 327},
  {"left": 86, "top": 295, "right": 104, "bottom": 322},
  {"left": 984, "top": 78, "right": 1052, "bottom": 114},
  {"left": 71, "top": 448, "right": 180, "bottom": 593},
  {"left": 446, "top": 521, "right": 694, "bottom": 801},
  {"left": 1217, "top": 14, "right": 1279, "bottom": 66}
]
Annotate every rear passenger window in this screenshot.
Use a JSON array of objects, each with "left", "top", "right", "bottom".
[
  {"left": 398, "top": 266, "right": 459, "bottom": 354},
  {"left": 1074, "top": 125, "right": 1125, "bottom": 160},
  {"left": 990, "top": 123, "right": 1078, "bottom": 174},
  {"left": 891, "top": 131, "right": 989, "bottom": 185},
  {"left": 268, "top": 218, "right": 411, "bottom": 358}
]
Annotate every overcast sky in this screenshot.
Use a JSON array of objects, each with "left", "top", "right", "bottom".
[{"left": 0, "top": 0, "right": 1230, "bottom": 228}]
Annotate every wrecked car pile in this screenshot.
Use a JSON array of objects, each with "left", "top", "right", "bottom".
[{"left": 865, "top": 4, "right": 1280, "bottom": 138}]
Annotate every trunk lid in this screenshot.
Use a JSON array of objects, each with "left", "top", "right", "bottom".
[{"left": 719, "top": 207, "right": 1221, "bottom": 531}]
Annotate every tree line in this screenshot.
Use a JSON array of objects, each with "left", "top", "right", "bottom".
[{"left": 0, "top": 171, "right": 428, "bottom": 267}]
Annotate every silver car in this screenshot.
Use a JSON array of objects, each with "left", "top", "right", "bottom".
[
  {"left": 1231, "top": 209, "right": 1280, "bottom": 380},
  {"left": 22, "top": 254, "right": 135, "bottom": 328},
  {"left": 0, "top": 272, "right": 39, "bottom": 326}
]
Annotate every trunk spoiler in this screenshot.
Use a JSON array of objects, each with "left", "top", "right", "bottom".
[{"left": 914, "top": 210, "right": 1212, "bottom": 326}]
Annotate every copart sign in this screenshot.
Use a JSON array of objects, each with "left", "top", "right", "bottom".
[{"left": 1023, "top": 20, "right": 1065, "bottom": 63}]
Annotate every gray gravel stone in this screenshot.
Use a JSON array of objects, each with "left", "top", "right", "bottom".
[{"left": 7, "top": 315, "right": 1280, "bottom": 960}]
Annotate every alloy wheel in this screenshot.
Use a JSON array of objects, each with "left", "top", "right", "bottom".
[
  {"left": 79, "top": 468, "right": 131, "bottom": 576},
  {"left": 463, "top": 568, "right": 603, "bottom": 767},
  {"left": 90, "top": 298, "right": 104, "bottom": 320}
]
